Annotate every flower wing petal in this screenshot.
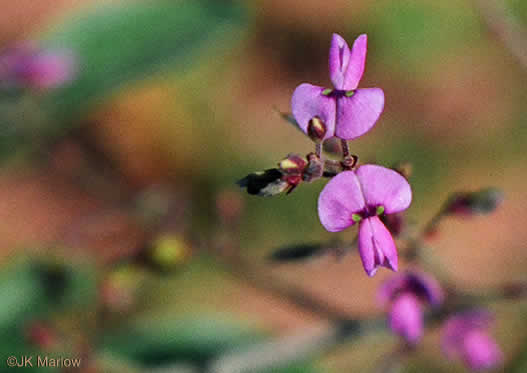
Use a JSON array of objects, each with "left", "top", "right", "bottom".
[
  {"left": 291, "top": 83, "right": 336, "bottom": 140},
  {"left": 318, "top": 171, "right": 366, "bottom": 232},
  {"left": 358, "top": 216, "right": 398, "bottom": 277},
  {"left": 356, "top": 164, "right": 412, "bottom": 214},
  {"left": 334, "top": 88, "right": 384, "bottom": 140}
]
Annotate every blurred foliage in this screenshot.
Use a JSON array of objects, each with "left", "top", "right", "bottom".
[
  {"left": 101, "top": 317, "right": 260, "bottom": 367},
  {"left": 369, "top": 1, "right": 481, "bottom": 74},
  {"left": 0, "top": 0, "right": 246, "bottom": 162},
  {"left": 0, "top": 0, "right": 526, "bottom": 372},
  {"left": 101, "top": 317, "right": 318, "bottom": 372},
  {"left": 41, "top": 0, "right": 245, "bottom": 124}
]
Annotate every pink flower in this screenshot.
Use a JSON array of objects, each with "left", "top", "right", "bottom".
[
  {"left": 378, "top": 271, "right": 444, "bottom": 343},
  {"left": 318, "top": 165, "right": 412, "bottom": 276},
  {"left": 442, "top": 311, "right": 503, "bottom": 371},
  {"left": 291, "top": 34, "right": 384, "bottom": 142},
  {"left": 0, "top": 44, "right": 76, "bottom": 90}
]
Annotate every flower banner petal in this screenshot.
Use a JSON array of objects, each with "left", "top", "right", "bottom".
[
  {"left": 355, "top": 164, "right": 412, "bottom": 214},
  {"left": 318, "top": 171, "right": 366, "bottom": 232},
  {"left": 291, "top": 83, "right": 336, "bottom": 140},
  {"left": 334, "top": 88, "right": 384, "bottom": 140}
]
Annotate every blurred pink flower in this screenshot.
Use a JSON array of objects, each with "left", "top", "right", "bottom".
[
  {"left": 378, "top": 271, "right": 444, "bottom": 343},
  {"left": 442, "top": 310, "right": 503, "bottom": 371},
  {"left": 0, "top": 43, "right": 76, "bottom": 90}
]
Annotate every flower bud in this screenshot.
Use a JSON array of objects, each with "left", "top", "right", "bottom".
[
  {"left": 100, "top": 265, "right": 144, "bottom": 312},
  {"left": 148, "top": 235, "right": 192, "bottom": 271},
  {"left": 307, "top": 116, "right": 327, "bottom": 142},
  {"left": 278, "top": 154, "right": 307, "bottom": 173},
  {"left": 237, "top": 169, "right": 288, "bottom": 196},
  {"left": 445, "top": 188, "right": 503, "bottom": 216}
]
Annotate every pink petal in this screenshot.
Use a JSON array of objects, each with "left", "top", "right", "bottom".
[
  {"left": 317, "top": 171, "right": 366, "bottom": 232},
  {"left": 377, "top": 273, "right": 408, "bottom": 306},
  {"left": 358, "top": 216, "right": 398, "bottom": 277},
  {"left": 291, "top": 83, "right": 336, "bottom": 140},
  {"left": 328, "top": 34, "right": 351, "bottom": 90},
  {"left": 389, "top": 293, "right": 424, "bottom": 344},
  {"left": 329, "top": 34, "right": 367, "bottom": 90},
  {"left": 462, "top": 330, "right": 503, "bottom": 371},
  {"left": 355, "top": 164, "right": 412, "bottom": 214},
  {"left": 441, "top": 310, "right": 495, "bottom": 360},
  {"left": 334, "top": 88, "right": 384, "bottom": 140}
]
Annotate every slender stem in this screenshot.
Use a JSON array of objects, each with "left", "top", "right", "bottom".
[
  {"left": 420, "top": 209, "right": 446, "bottom": 240},
  {"left": 215, "top": 251, "right": 354, "bottom": 322},
  {"left": 315, "top": 142, "right": 322, "bottom": 158},
  {"left": 474, "top": 0, "right": 527, "bottom": 71},
  {"left": 340, "top": 139, "right": 350, "bottom": 158}
]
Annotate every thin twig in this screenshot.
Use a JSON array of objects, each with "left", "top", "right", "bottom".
[{"left": 474, "top": 0, "right": 527, "bottom": 70}]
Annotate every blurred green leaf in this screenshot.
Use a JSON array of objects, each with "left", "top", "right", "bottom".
[
  {"left": 41, "top": 0, "right": 245, "bottom": 123},
  {"left": 101, "top": 317, "right": 320, "bottom": 372},
  {"left": 0, "top": 257, "right": 97, "bottom": 331},
  {"left": 101, "top": 317, "right": 260, "bottom": 367},
  {"left": 0, "top": 260, "right": 48, "bottom": 331}
]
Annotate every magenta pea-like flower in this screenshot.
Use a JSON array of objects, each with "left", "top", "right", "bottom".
[
  {"left": 378, "top": 271, "right": 444, "bottom": 343},
  {"left": 291, "top": 33, "right": 384, "bottom": 142},
  {"left": 442, "top": 311, "right": 503, "bottom": 371},
  {"left": 318, "top": 164, "right": 412, "bottom": 276}
]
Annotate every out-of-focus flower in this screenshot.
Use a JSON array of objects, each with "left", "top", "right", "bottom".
[
  {"left": 318, "top": 164, "right": 412, "bottom": 276},
  {"left": 291, "top": 33, "right": 384, "bottom": 142},
  {"left": 378, "top": 271, "right": 443, "bottom": 343},
  {"left": 25, "top": 321, "right": 58, "bottom": 350},
  {"left": 0, "top": 43, "right": 76, "bottom": 90},
  {"left": 441, "top": 310, "right": 503, "bottom": 371}
]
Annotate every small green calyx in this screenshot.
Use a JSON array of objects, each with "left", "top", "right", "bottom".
[
  {"left": 322, "top": 88, "right": 333, "bottom": 96},
  {"left": 352, "top": 214, "right": 362, "bottom": 223},
  {"left": 376, "top": 206, "right": 385, "bottom": 215},
  {"left": 345, "top": 90, "right": 355, "bottom": 97}
]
